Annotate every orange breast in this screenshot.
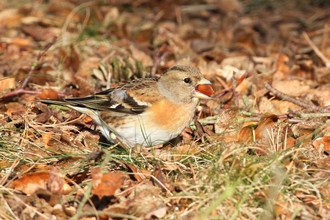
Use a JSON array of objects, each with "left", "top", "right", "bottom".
[{"left": 149, "top": 99, "right": 197, "bottom": 131}]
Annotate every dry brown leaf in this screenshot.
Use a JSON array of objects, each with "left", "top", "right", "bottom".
[
  {"left": 91, "top": 167, "right": 124, "bottom": 198},
  {"left": 191, "top": 39, "right": 214, "bottom": 53},
  {"left": 0, "top": 8, "right": 22, "bottom": 28},
  {"left": 270, "top": 100, "right": 301, "bottom": 114},
  {"left": 313, "top": 89, "right": 330, "bottom": 107},
  {"left": 274, "top": 194, "right": 291, "bottom": 218},
  {"left": 258, "top": 96, "right": 281, "bottom": 114},
  {"left": 33, "top": 103, "right": 52, "bottom": 123},
  {"left": 10, "top": 172, "right": 50, "bottom": 195},
  {"left": 58, "top": 46, "right": 81, "bottom": 73},
  {"left": 272, "top": 80, "right": 310, "bottom": 97},
  {"left": 130, "top": 45, "right": 153, "bottom": 66},
  {"left": 312, "top": 136, "right": 330, "bottom": 152},
  {"left": 236, "top": 78, "right": 250, "bottom": 95},
  {"left": 171, "top": 144, "right": 200, "bottom": 161},
  {"left": 151, "top": 164, "right": 172, "bottom": 193},
  {"left": 214, "top": 0, "right": 243, "bottom": 14},
  {"left": 42, "top": 133, "right": 53, "bottom": 148},
  {"left": 0, "top": 77, "right": 16, "bottom": 93},
  {"left": 37, "top": 89, "right": 59, "bottom": 100},
  {"left": 10, "top": 169, "right": 71, "bottom": 196},
  {"left": 127, "top": 183, "right": 167, "bottom": 218},
  {"left": 125, "top": 163, "right": 145, "bottom": 182},
  {"left": 214, "top": 109, "right": 240, "bottom": 135},
  {"left": 5, "top": 102, "right": 26, "bottom": 116},
  {"left": 274, "top": 53, "right": 291, "bottom": 77},
  {"left": 216, "top": 65, "right": 247, "bottom": 82},
  {"left": 74, "top": 58, "right": 100, "bottom": 96},
  {"left": 238, "top": 125, "right": 253, "bottom": 143},
  {"left": 21, "top": 25, "right": 60, "bottom": 42},
  {"left": 47, "top": 167, "right": 66, "bottom": 195},
  {"left": 239, "top": 114, "right": 293, "bottom": 154},
  {"left": 255, "top": 115, "right": 278, "bottom": 136}
]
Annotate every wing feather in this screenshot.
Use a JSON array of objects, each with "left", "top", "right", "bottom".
[{"left": 40, "top": 78, "right": 165, "bottom": 115}]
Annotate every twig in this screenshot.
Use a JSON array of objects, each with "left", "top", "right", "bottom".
[
  {"left": 1, "top": 36, "right": 57, "bottom": 99},
  {"left": 180, "top": 4, "right": 217, "bottom": 13},
  {"left": 175, "top": 6, "right": 182, "bottom": 26},
  {"left": 299, "top": 112, "right": 330, "bottom": 119},
  {"left": 74, "top": 210, "right": 137, "bottom": 220},
  {"left": 0, "top": 159, "right": 20, "bottom": 186},
  {"left": 302, "top": 32, "right": 330, "bottom": 67},
  {"left": 231, "top": 72, "right": 239, "bottom": 108},
  {"left": 321, "top": 24, "right": 329, "bottom": 54},
  {"left": 22, "top": 36, "right": 57, "bottom": 89},
  {"left": 264, "top": 82, "right": 326, "bottom": 112}
]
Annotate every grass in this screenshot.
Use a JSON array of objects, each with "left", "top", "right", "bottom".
[
  {"left": 0, "top": 108, "right": 329, "bottom": 219},
  {"left": 155, "top": 140, "right": 327, "bottom": 219}
]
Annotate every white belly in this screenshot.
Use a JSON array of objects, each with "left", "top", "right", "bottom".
[{"left": 106, "top": 115, "right": 184, "bottom": 147}]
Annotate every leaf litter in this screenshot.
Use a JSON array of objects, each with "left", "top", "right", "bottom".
[{"left": 1, "top": 0, "right": 330, "bottom": 219}]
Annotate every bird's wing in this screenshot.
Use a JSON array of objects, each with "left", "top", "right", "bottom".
[{"left": 40, "top": 78, "right": 165, "bottom": 115}]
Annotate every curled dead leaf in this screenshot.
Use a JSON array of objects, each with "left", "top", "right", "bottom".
[
  {"left": 0, "top": 77, "right": 16, "bottom": 93},
  {"left": 10, "top": 172, "right": 49, "bottom": 195},
  {"left": 37, "top": 89, "right": 59, "bottom": 100},
  {"left": 9, "top": 169, "right": 71, "bottom": 196},
  {"left": 42, "top": 133, "right": 53, "bottom": 148},
  {"left": 312, "top": 136, "right": 330, "bottom": 152},
  {"left": 48, "top": 167, "right": 64, "bottom": 195},
  {"left": 127, "top": 184, "right": 167, "bottom": 218},
  {"left": 91, "top": 167, "right": 124, "bottom": 198}
]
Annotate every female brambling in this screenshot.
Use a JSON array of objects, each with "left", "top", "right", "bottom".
[{"left": 40, "top": 65, "right": 213, "bottom": 147}]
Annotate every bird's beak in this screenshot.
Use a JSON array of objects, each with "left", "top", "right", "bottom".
[{"left": 195, "top": 78, "right": 214, "bottom": 99}]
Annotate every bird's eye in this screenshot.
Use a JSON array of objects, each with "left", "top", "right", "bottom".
[{"left": 183, "top": 78, "right": 191, "bottom": 84}]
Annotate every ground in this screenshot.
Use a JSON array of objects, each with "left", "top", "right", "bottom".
[{"left": 1, "top": 0, "right": 330, "bottom": 219}]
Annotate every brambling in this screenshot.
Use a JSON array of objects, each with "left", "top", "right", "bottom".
[{"left": 40, "top": 65, "right": 213, "bottom": 147}]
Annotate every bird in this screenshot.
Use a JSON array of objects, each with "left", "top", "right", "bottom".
[{"left": 40, "top": 65, "right": 213, "bottom": 147}]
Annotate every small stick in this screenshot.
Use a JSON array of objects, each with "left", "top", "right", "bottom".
[
  {"left": 302, "top": 32, "right": 330, "bottom": 67},
  {"left": 320, "top": 24, "right": 329, "bottom": 54},
  {"left": 231, "top": 72, "right": 239, "bottom": 108},
  {"left": 264, "top": 82, "right": 323, "bottom": 112},
  {"left": 175, "top": 6, "right": 182, "bottom": 26},
  {"left": 300, "top": 112, "right": 330, "bottom": 119},
  {"left": 1, "top": 36, "right": 57, "bottom": 99}
]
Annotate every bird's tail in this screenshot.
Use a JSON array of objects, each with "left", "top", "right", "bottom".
[{"left": 38, "top": 99, "right": 69, "bottom": 106}]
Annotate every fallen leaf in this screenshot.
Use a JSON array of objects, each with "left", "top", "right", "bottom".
[
  {"left": 0, "top": 8, "right": 22, "bottom": 28},
  {"left": 37, "top": 89, "right": 59, "bottom": 100},
  {"left": 91, "top": 167, "right": 124, "bottom": 198},
  {"left": 10, "top": 172, "right": 49, "bottom": 195},
  {"left": 127, "top": 183, "right": 167, "bottom": 218},
  {"left": 0, "top": 77, "right": 16, "bottom": 93},
  {"left": 151, "top": 164, "right": 172, "bottom": 193},
  {"left": 312, "top": 136, "right": 330, "bottom": 152},
  {"left": 33, "top": 103, "right": 52, "bottom": 123},
  {"left": 130, "top": 44, "right": 153, "bottom": 66},
  {"left": 10, "top": 169, "right": 71, "bottom": 196},
  {"left": 5, "top": 102, "right": 26, "bottom": 116},
  {"left": 42, "top": 133, "right": 53, "bottom": 148},
  {"left": 238, "top": 125, "right": 254, "bottom": 143},
  {"left": 47, "top": 167, "right": 64, "bottom": 195},
  {"left": 125, "top": 163, "right": 145, "bottom": 182},
  {"left": 272, "top": 80, "right": 310, "bottom": 97}
]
